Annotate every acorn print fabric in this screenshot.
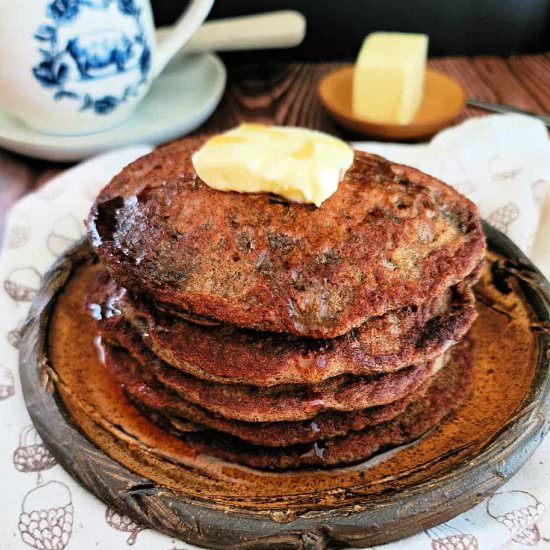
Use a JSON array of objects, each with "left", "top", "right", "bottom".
[{"left": 1, "top": 116, "right": 550, "bottom": 549}]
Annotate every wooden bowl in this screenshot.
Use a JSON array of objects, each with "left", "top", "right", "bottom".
[
  {"left": 19, "top": 224, "right": 550, "bottom": 549},
  {"left": 318, "top": 65, "right": 466, "bottom": 139}
]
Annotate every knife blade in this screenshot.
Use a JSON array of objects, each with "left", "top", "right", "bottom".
[{"left": 467, "top": 98, "right": 550, "bottom": 127}]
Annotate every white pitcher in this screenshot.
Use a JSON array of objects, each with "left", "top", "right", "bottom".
[{"left": 0, "top": 0, "right": 213, "bottom": 135}]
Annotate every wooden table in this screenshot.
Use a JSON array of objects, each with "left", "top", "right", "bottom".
[{"left": 1, "top": 53, "right": 549, "bottom": 242}]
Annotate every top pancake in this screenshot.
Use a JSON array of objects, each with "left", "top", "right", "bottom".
[{"left": 88, "top": 135, "right": 485, "bottom": 338}]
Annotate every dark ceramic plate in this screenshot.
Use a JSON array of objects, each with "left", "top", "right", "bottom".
[{"left": 19, "top": 223, "right": 550, "bottom": 550}]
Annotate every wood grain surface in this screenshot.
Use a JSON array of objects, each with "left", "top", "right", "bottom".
[{"left": 1, "top": 54, "right": 549, "bottom": 241}]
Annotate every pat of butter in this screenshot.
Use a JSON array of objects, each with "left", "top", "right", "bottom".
[
  {"left": 192, "top": 124, "right": 354, "bottom": 207},
  {"left": 353, "top": 32, "right": 428, "bottom": 124}
]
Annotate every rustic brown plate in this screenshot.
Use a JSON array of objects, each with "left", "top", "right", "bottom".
[
  {"left": 318, "top": 66, "right": 465, "bottom": 139},
  {"left": 19, "top": 223, "right": 550, "bottom": 550}
]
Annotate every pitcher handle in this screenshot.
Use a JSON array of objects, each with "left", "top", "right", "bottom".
[{"left": 152, "top": 0, "right": 214, "bottom": 79}]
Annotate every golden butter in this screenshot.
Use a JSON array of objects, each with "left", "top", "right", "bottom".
[{"left": 192, "top": 124, "right": 354, "bottom": 207}]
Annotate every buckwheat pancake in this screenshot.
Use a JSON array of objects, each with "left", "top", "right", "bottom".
[
  {"left": 125, "top": 341, "right": 473, "bottom": 469},
  {"left": 102, "top": 342, "right": 438, "bottom": 447},
  {"left": 99, "top": 316, "right": 444, "bottom": 422},
  {"left": 89, "top": 269, "right": 476, "bottom": 386},
  {"left": 88, "top": 137, "right": 485, "bottom": 338}
]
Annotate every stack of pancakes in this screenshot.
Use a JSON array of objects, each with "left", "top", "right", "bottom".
[{"left": 87, "top": 137, "right": 486, "bottom": 469}]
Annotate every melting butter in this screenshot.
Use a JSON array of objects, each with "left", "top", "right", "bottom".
[{"left": 192, "top": 124, "right": 354, "bottom": 207}]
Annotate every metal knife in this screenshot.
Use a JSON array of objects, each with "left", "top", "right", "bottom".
[{"left": 467, "top": 98, "right": 550, "bottom": 127}]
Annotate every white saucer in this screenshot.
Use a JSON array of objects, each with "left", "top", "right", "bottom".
[{"left": 0, "top": 53, "right": 226, "bottom": 162}]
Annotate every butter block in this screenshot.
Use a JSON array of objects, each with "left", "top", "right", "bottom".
[
  {"left": 352, "top": 32, "right": 428, "bottom": 124},
  {"left": 192, "top": 124, "right": 354, "bottom": 207}
]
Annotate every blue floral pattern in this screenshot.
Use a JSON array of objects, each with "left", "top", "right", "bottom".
[
  {"left": 92, "top": 95, "right": 119, "bottom": 114},
  {"left": 117, "top": 0, "right": 139, "bottom": 16},
  {"left": 48, "top": 0, "right": 81, "bottom": 23},
  {"left": 32, "top": 0, "right": 151, "bottom": 115}
]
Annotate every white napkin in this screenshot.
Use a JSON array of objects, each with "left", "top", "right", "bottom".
[{"left": 0, "top": 115, "right": 549, "bottom": 550}]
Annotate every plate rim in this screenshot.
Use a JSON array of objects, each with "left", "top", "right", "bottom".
[{"left": 18, "top": 223, "right": 550, "bottom": 549}]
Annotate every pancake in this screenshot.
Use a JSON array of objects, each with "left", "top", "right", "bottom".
[
  {"left": 88, "top": 136, "right": 485, "bottom": 338},
  {"left": 132, "top": 340, "right": 473, "bottom": 469},
  {"left": 102, "top": 341, "right": 436, "bottom": 447},
  {"left": 97, "top": 312, "right": 445, "bottom": 422},
  {"left": 89, "top": 269, "right": 477, "bottom": 386}
]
